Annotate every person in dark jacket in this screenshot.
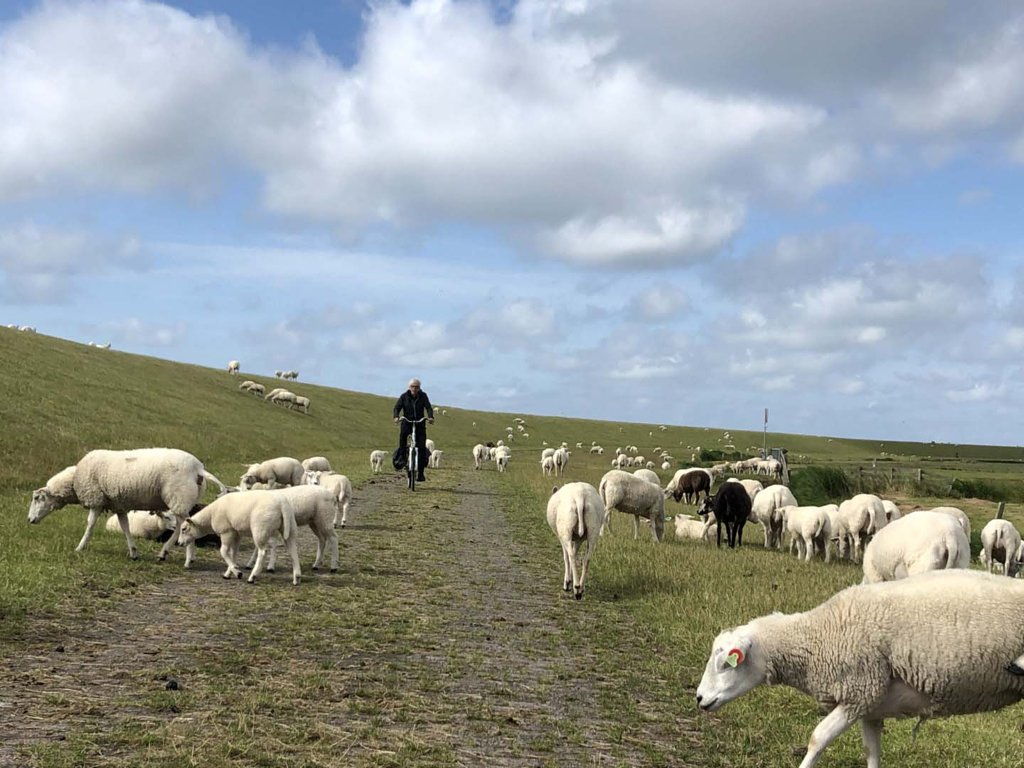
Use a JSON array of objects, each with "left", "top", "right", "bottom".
[{"left": 393, "top": 377, "right": 434, "bottom": 480}]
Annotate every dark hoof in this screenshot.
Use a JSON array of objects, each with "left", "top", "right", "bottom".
[
  {"left": 330, "top": 568, "right": 338, "bottom": 573},
  {"left": 574, "top": 592, "right": 583, "bottom": 600},
  {"left": 222, "top": 573, "right": 231, "bottom": 580},
  {"left": 235, "top": 572, "right": 243, "bottom": 579},
  {"left": 130, "top": 554, "right": 139, "bottom": 561},
  {"left": 312, "top": 565, "right": 320, "bottom": 571},
  {"left": 266, "top": 567, "right": 275, "bottom": 573}
]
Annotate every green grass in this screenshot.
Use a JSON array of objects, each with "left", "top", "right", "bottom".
[{"left": 5, "top": 327, "right": 1024, "bottom": 766}]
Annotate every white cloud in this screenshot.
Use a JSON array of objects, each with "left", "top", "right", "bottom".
[
  {"left": 341, "top": 319, "right": 481, "bottom": 369},
  {"left": 98, "top": 317, "right": 186, "bottom": 347},
  {"left": 629, "top": 285, "right": 688, "bottom": 321},
  {"left": 946, "top": 382, "right": 1006, "bottom": 403}
]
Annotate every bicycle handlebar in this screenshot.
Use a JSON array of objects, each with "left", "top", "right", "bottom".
[{"left": 398, "top": 416, "right": 430, "bottom": 423}]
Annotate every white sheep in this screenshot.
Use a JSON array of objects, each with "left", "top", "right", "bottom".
[
  {"left": 227, "top": 360, "right": 240, "bottom": 374},
  {"left": 240, "top": 457, "right": 305, "bottom": 490},
  {"left": 553, "top": 447, "right": 570, "bottom": 476},
  {"left": 305, "top": 471, "right": 353, "bottom": 528},
  {"left": 269, "top": 390, "right": 298, "bottom": 409},
  {"left": 471, "top": 444, "right": 488, "bottom": 470},
  {"left": 673, "top": 514, "right": 712, "bottom": 542},
  {"left": 428, "top": 449, "right": 444, "bottom": 469},
  {"left": 780, "top": 505, "right": 832, "bottom": 562},
  {"left": 302, "top": 456, "right": 332, "bottom": 473},
  {"left": 540, "top": 456, "right": 555, "bottom": 476},
  {"left": 861, "top": 510, "right": 970, "bottom": 583},
  {"left": 178, "top": 491, "right": 301, "bottom": 585},
  {"left": 921, "top": 505, "right": 971, "bottom": 541},
  {"left": 293, "top": 395, "right": 311, "bottom": 414},
  {"left": 696, "top": 570, "right": 1024, "bottom": 768},
  {"left": 369, "top": 450, "right": 387, "bottom": 474},
  {"left": 28, "top": 448, "right": 228, "bottom": 567},
  {"left": 834, "top": 493, "right": 887, "bottom": 562},
  {"left": 494, "top": 446, "right": 511, "bottom": 473},
  {"left": 238, "top": 380, "right": 265, "bottom": 397},
  {"left": 243, "top": 485, "right": 339, "bottom": 573},
  {"left": 632, "top": 468, "right": 660, "bottom": 486},
  {"left": 546, "top": 482, "right": 605, "bottom": 599},
  {"left": 748, "top": 485, "right": 797, "bottom": 549},
  {"left": 598, "top": 469, "right": 665, "bottom": 541},
  {"left": 104, "top": 510, "right": 175, "bottom": 540},
  {"left": 881, "top": 499, "right": 901, "bottom": 523},
  {"left": 979, "top": 518, "right": 1024, "bottom": 576},
  {"left": 425, "top": 438, "right": 435, "bottom": 453}
]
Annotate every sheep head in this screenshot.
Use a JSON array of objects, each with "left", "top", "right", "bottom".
[{"left": 27, "top": 488, "right": 65, "bottom": 523}]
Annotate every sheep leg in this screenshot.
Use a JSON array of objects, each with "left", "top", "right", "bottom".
[
  {"left": 286, "top": 533, "right": 301, "bottom": 586},
  {"left": 599, "top": 509, "right": 612, "bottom": 536},
  {"left": 798, "top": 705, "right": 858, "bottom": 768},
  {"left": 327, "top": 529, "right": 339, "bottom": 572},
  {"left": 861, "top": 719, "right": 882, "bottom": 768},
  {"left": 248, "top": 546, "right": 268, "bottom": 583},
  {"left": 75, "top": 509, "right": 102, "bottom": 552},
  {"left": 339, "top": 498, "right": 350, "bottom": 528},
  {"left": 220, "top": 533, "right": 243, "bottom": 579},
  {"left": 266, "top": 542, "right": 278, "bottom": 572},
  {"left": 633, "top": 515, "right": 641, "bottom": 540},
  {"left": 114, "top": 512, "right": 139, "bottom": 560},
  {"left": 577, "top": 537, "right": 596, "bottom": 600},
  {"left": 560, "top": 543, "right": 573, "bottom": 592},
  {"left": 568, "top": 541, "right": 583, "bottom": 599}
]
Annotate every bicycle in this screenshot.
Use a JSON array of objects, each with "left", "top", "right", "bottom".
[{"left": 399, "top": 415, "right": 429, "bottom": 490}]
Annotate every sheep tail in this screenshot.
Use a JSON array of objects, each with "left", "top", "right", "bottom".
[
  {"left": 202, "top": 470, "right": 229, "bottom": 496},
  {"left": 572, "top": 498, "right": 585, "bottom": 539},
  {"left": 282, "top": 502, "right": 295, "bottom": 542}
]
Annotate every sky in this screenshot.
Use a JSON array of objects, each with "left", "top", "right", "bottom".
[{"left": 2, "top": 0, "right": 1024, "bottom": 445}]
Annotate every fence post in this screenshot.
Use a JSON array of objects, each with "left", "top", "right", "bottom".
[
  {"left": 917, "top": 468, "right": 922, "bottom": 483},
  {"left": 996, "top": 502, "right": 1005, "bottom": 519}
]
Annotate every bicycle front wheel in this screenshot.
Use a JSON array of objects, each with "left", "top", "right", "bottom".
[{"left": 408, "top": 447, "right": 416, "bottom": 490}]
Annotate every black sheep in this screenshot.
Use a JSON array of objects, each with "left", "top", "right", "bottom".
[
  {"left": 672, "top": 469, "right": 711, "bottom": 504},
  {"left": 705, "top": 482, "right": 751, "bottom": 548}
]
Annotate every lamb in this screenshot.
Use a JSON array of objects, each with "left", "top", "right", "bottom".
[
  {"left": 428, "top": 449, "right": 444, "bottom": 469},
  {"left": 703, "top": 482, "right": 752, "bottom": 548},
  {"left": 302, "top": 456, "right": 332, "bottom": 473},
  {"left": 177, "top": 491, "right": 301, "bottom": 585},
  {"left": 227, "top": 360, "right": 240, "bottom": 374},
  {"left": 293, "top": 395, "right": 311, "bottom": 414},
  {"left": 665, "top": 468, "right": 713, "bottom": 505},
  {"left": 238, "top": 380, "right": 265, "bottom": 397},
  {"left": 673, "top": 513, "right": 712, "bottom": 542},
  {"left": 748, "top": 484, "right": 797, "bottom": 549},
  {"left": 979, "top": 519, "right": 1024, "bottom": 576},
  {"left": 104, "top": 510, "right": 175, "bottom": 540},
  {"left": 589, "top": 445, "right": 604, "bottom": 455},
  {"left": 881, "top": 499, "right": 901, "bottom": 523},
  {"left": 494, "top": 446, "right": 511, "bottom": 472},
  {"left": 28, "top": 448, "right": 230, "bottom": 566},
  {"left": 243, "top": 486, "right": 339, "bottom": 573},
  {"left": 597, "top": 469, "right": 665, "bottom": 542},
  {"left": 541, "top": 456, "right": 555, "bottom": 476},
  {"left": 369, "top": 450, "right": 387, "bottom": 474},
  {"left": 541, "top": 447, "right": 555, "bottom": 461},
  {"left": 472, "top": 444, "right": 489, "bottom": 469},
  {"left": 425, "top": 439, "right": 435, "bottom": 454},
  {"left": 553, "top": 447, "right": 570, "bottom": 476},
  {"left": 861, "top": 511, "right": 970, "bottom": 584},
  {"left": 240, "top": 457, "right": 305, "bottom": 490},
  {"left": 614, "top": 453, "right": 630, "bottom": 469},
  {"left": 835, "top": 493, "right": 888, "bottom": 562},
  {"left": 546, "top": 482, "right": 605, "bottom": 599},
  {"left": 780, "top": 505, "right": 832, "bottom": 562},
  {"left": 696, "top": 569, "right": 1024, "bottom": 768},
  {"left": 305, "top": 471, "right": 353, "bottom": 528}
]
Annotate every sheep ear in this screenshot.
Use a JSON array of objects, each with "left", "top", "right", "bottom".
[{"left": 550, "top": 485, "right": 559, "bottom": 496}]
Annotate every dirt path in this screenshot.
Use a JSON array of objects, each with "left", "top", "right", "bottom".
[{"left": 0, "top": 465, "right": 697, "bottom": 767}]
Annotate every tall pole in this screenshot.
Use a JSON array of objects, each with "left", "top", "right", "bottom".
[{"left": 763, "top": 407, "right": 768, "bottom": 458}]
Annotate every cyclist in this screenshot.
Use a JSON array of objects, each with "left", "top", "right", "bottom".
[{"left": 393, "top": 377, "right": 434, "bottom": 481}]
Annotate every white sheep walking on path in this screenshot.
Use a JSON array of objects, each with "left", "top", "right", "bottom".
[
  {"left": 28, "top": 448, "right": 229, "bottom": 566},
  {"left": 369, "top": 450, "right": 387, "bottom": 474},
  {"left": 178, "top": 491, "right": 301, "bottom": 585},
  {"left": 243, "top": 485, "right": 339, "bottom": 573},
  {"left": 861, "top": 511, "right": 969, "bottom": 584},
  {"left": 472, "top": 444, "right": 489, "bottom": 470},
  {"left": 697, "top": 570, "right": 1024, "bottom": 768},
  {"left": 546, "top": 482, "right": 605, "bottom": 599}
]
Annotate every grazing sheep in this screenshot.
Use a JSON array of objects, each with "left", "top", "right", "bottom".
[
  {"left": 104, "top": 510, "right": 175, "bottom": 540},
  {"left": 238, "top": 380, "right": 265, "bottom": 397},
  {"left": 240, "top": 457, "right": 305, "bottom": 490},
  {"left": 632, "top": 468, "right": 660, "bottom": 486},
  {"left": 704, "top": 482, "right": 752, "bottom": 549},
  {"left": 428, "top": 449, "right": 444, "bottom": 469},
  {"left": 472, "top": 443, "right": 489, "bottom": 470},
  {"left": 748, "top": 484, "right": 797, "bottom": 549},
  {"left": 589, "top": 445, "right": 604, "bottom": 455},
  {"left": 835, "top": 493, "right": 888, "bottom": 562},
  {"left": 696, "top": 570, "right": 1024, "bottom": 768},
  {"left": 780, "top": 505, "right": 832, "bottom": 562},
  {"left": 302, "top": 456, "right": 332, "bottom": 473},
  {"left": 268, "top": 390, "right": 298, "bottom": 409},
  {"left": 227, "top": 360, "right": 240, "bottom": 374},
  {"left": 861, "top": 511, "right": 970, "bottom": 584},
  {"left": 305, "top": 471, "right": 353, "bottom": 528},
  {"left": 293, "top": 395, "right": 311, "bottom": 414},
  {"left": 598, "top": 469, "right": 665, "bottom": 542},
  {"left": 921, "top": 505, "right": 971, "bottom": 541},
  {"left": 881, "top": 499, "right": 901, "bottom": 523},
  {"left": 27, "top": 448, "right": 229, "bottom": 567},
  {"left": 979, "top": 519, "right": 1024, "bottom": 576},
  {"left": 178, "top": 491, "right": 301, "bottom": 585},
  {"left": 546, "top": 482, "right": 605, "bottom": 599},
  {"left": 665, "top": 468, "right": 713, "bottom": 505}
]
